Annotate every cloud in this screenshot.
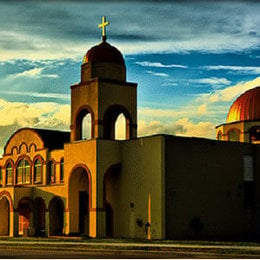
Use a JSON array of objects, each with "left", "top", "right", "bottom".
[
  {"left": 1, "top": 91, "right": 70, "bottom": 101},
  {"left": 136, "top": 61, "right": 188, "bottom": 69},
  {"left": 201, "top": 77, "right": 260, "bottom": 103},
  {"left": 138, "top": 105, "right": 219, "bottom": 121},
  {"left": 139, "top": 107, "right": 181, "bottom": 119},
  {"left": 10, "top": 67, "right": 59, "bottom": 79},
  {"left": 0, "top": 99, "right": 70, "bottom": 127},
  {"left": 203, "top": 65, "right": 260, "bottom": 74},
  {"left": 0, "top": 98, "right": 70, "bottom": 154},
  {"left": 146, "top": 71, "right": 168, "bottom": 77},
  {"left": 1, "top": 1, "right": 260, "bottom": 60},
  {"left": 138, "top": 118, "right": 216, "bottom": 140},
  {"left": 198, "top": 104, "right": 207, "bottom": 114},
  {"left": 138, "top": 120, "right": 186, "bottom": 137},
  {"left": 192, "top": 77, "right": 231, "bottom": 85}
]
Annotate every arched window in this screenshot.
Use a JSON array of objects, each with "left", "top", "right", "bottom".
[
  {"left": 115, "top": 113, "right": 126, "bottom": 140},
  {"left": 60, "top": 158, "right": 64, "bottom": 182},
  {"left": 34, "top": 159, "right": 42, "bottom": 183},
  {"left": 228, "top": 129, "right": 240, "bottom": 142},
  {"left": 0, "top": 168, "right": 2, "bottom": 186},
  {"left": 16, "top": 159, "right": 30, "bottom": 184},
  {"left": 103, "top": 105, "right": 132, "bottom": 140},
  {"left": 48, "top": 160, "right": 56, "bottom": 183},
  {"left": 249, "top": 126, "right": 260, "bottom": 143},
  {"left": 76, "top": 108, "right": 93, "bottom": 141},
  {"left": 82, "top": 113, "right": 92, "bottom": 140},
  {"left": 6, "top": 163, "right": 13, "bottom": 186}
]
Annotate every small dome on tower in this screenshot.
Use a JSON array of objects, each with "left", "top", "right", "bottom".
[
  {"left": 227, "top": 86, "right": 260, "bottom": 123},
  {"left": 82, "top": 41, "right": 125, "bottom": 66}
]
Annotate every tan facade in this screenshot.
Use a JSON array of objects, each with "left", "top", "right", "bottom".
[{"left": 0, "top": 128, "right": 68, "bottom": 237}]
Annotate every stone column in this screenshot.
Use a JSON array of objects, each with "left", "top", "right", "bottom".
[
  {"left": 9, "top": 211, "right": 14, "bottom": 237},
  {"left": 64, "top": 210, "right": 70, "bottom": 235},
  {"left": 45, "top": 211, "right": 49, "bottom": 237},
  {"left": 13, "top": 211, "right": 19, "bottom": 237}
]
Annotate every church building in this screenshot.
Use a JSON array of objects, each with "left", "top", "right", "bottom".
[{"left": 0, "top": 17, "right": 259, "bottom": 240}]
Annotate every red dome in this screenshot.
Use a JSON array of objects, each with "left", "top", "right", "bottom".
[
  {"left": 227, "top": 86, "right": 260, "bottom": 123},
  {"left": 82, "top": 41, "right": 125, "bottom": 66}
]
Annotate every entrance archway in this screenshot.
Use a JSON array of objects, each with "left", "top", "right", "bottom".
[
  {"left": 69, "top": 166, "right": 90, "bottom": 235},
  {"left": 33, "top": 197, "right": 46, "bottom": 236},
  {"left": 18, "top": 197, "right": 32, "bottom": 236},
  {"left": 49, "top": 197, "right": 64, "bottom": 236},
  {"left": 0, "top": 197, "right": 10, "bottom": 235},
  {"left": 103, "top": 163, "right": 121, "bottom": 238}
]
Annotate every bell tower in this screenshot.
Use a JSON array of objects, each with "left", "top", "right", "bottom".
[{"left": 70, "top": 16, "right": 137, "bottom": 142}]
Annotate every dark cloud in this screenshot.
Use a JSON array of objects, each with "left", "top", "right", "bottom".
[{"left": 1, "top": 1, "right": 260, "bottom": 57}]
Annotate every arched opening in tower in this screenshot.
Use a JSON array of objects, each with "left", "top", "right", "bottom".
[
  {"left": 82, "top": 113, "right": 92, "bottom": 140},
  {"left": 75, "top": 108, "right": 93, "bottom": 141},
  {"left": 115, "top": 113, "right": 126, "bottom": 140},
  {"left": 103, "top": 105, "right": 132, "bottom": 140}
]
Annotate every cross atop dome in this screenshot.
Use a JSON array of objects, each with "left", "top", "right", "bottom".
[{"left": 98, "top": 16, "right": 109, "bottom": 42}]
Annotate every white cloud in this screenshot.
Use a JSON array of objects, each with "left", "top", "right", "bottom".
[
  {"left": 139, "top": 107, "right": 181, "bottom": 118},
  {"left": 146, "top": 71, "right": 168, "bottom": 77},
  {"left": 136, "top": 61, "right": 188, "bottom": 69},
  {"left": 10, "top": 67, "right": 59, "bottom": 79},
  {"left": 0, "top": 99, "right": 70, "bottom": 154},
  {"left": 203, "top": 65, "right": 260, "bottom": 74},
  {"left": 0, "top": 99, "right": 70, "bottom": 127},
  {"left": 200, "top": 77, "right": 260, "bottom": 103},
  {"left": 138, "top": 118, "right": 215, "bottom": 140},
  {"left": 138, "top": 105, "right": 220, "bottom": 120},
  {"left": 192, "top": 77, "right": 231, "bottom": 85},
  {"left": 1, "top": 91, "right": 70, "bottom": 101}
]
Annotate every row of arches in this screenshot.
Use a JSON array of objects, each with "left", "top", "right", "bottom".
[
  {"left": 217, "top": 126, "right": 260, "bottom": 143},
  {"left": 0, "top": 195, "right": 64, "bottom": 237},
  {"left": 69, "top": 164, "right": 117, "bottom": 237},
  {"left": 217, "top": 129, "right": 241, "bottom": 142},
  {"left": 0, "top": 163, "right": 118, "bottom": 237},
  {"left": 75, "top": 105, "right": 131, "bottom": 141},
  {"left": 10, "top": 142, "right": 39, "bottom": 156},
  {"left": 0, "top": 156, "right": 64, "bottom": 187}
]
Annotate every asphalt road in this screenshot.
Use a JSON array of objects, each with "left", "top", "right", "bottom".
[{"left": 1, "top": 240, "right": 260, "bottom": 258}]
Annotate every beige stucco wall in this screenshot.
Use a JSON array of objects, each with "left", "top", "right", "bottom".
[{"left": 105, "top": 136, "right": 165, "bottom": 239}]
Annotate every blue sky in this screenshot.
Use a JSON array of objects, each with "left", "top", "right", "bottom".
[{"left": 0, "top": 0, "right": 260, "bottom": 153}]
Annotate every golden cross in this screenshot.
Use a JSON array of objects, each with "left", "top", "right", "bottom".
[{"left": 98, "top": 16, "right": 109, "bottom": 41}]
